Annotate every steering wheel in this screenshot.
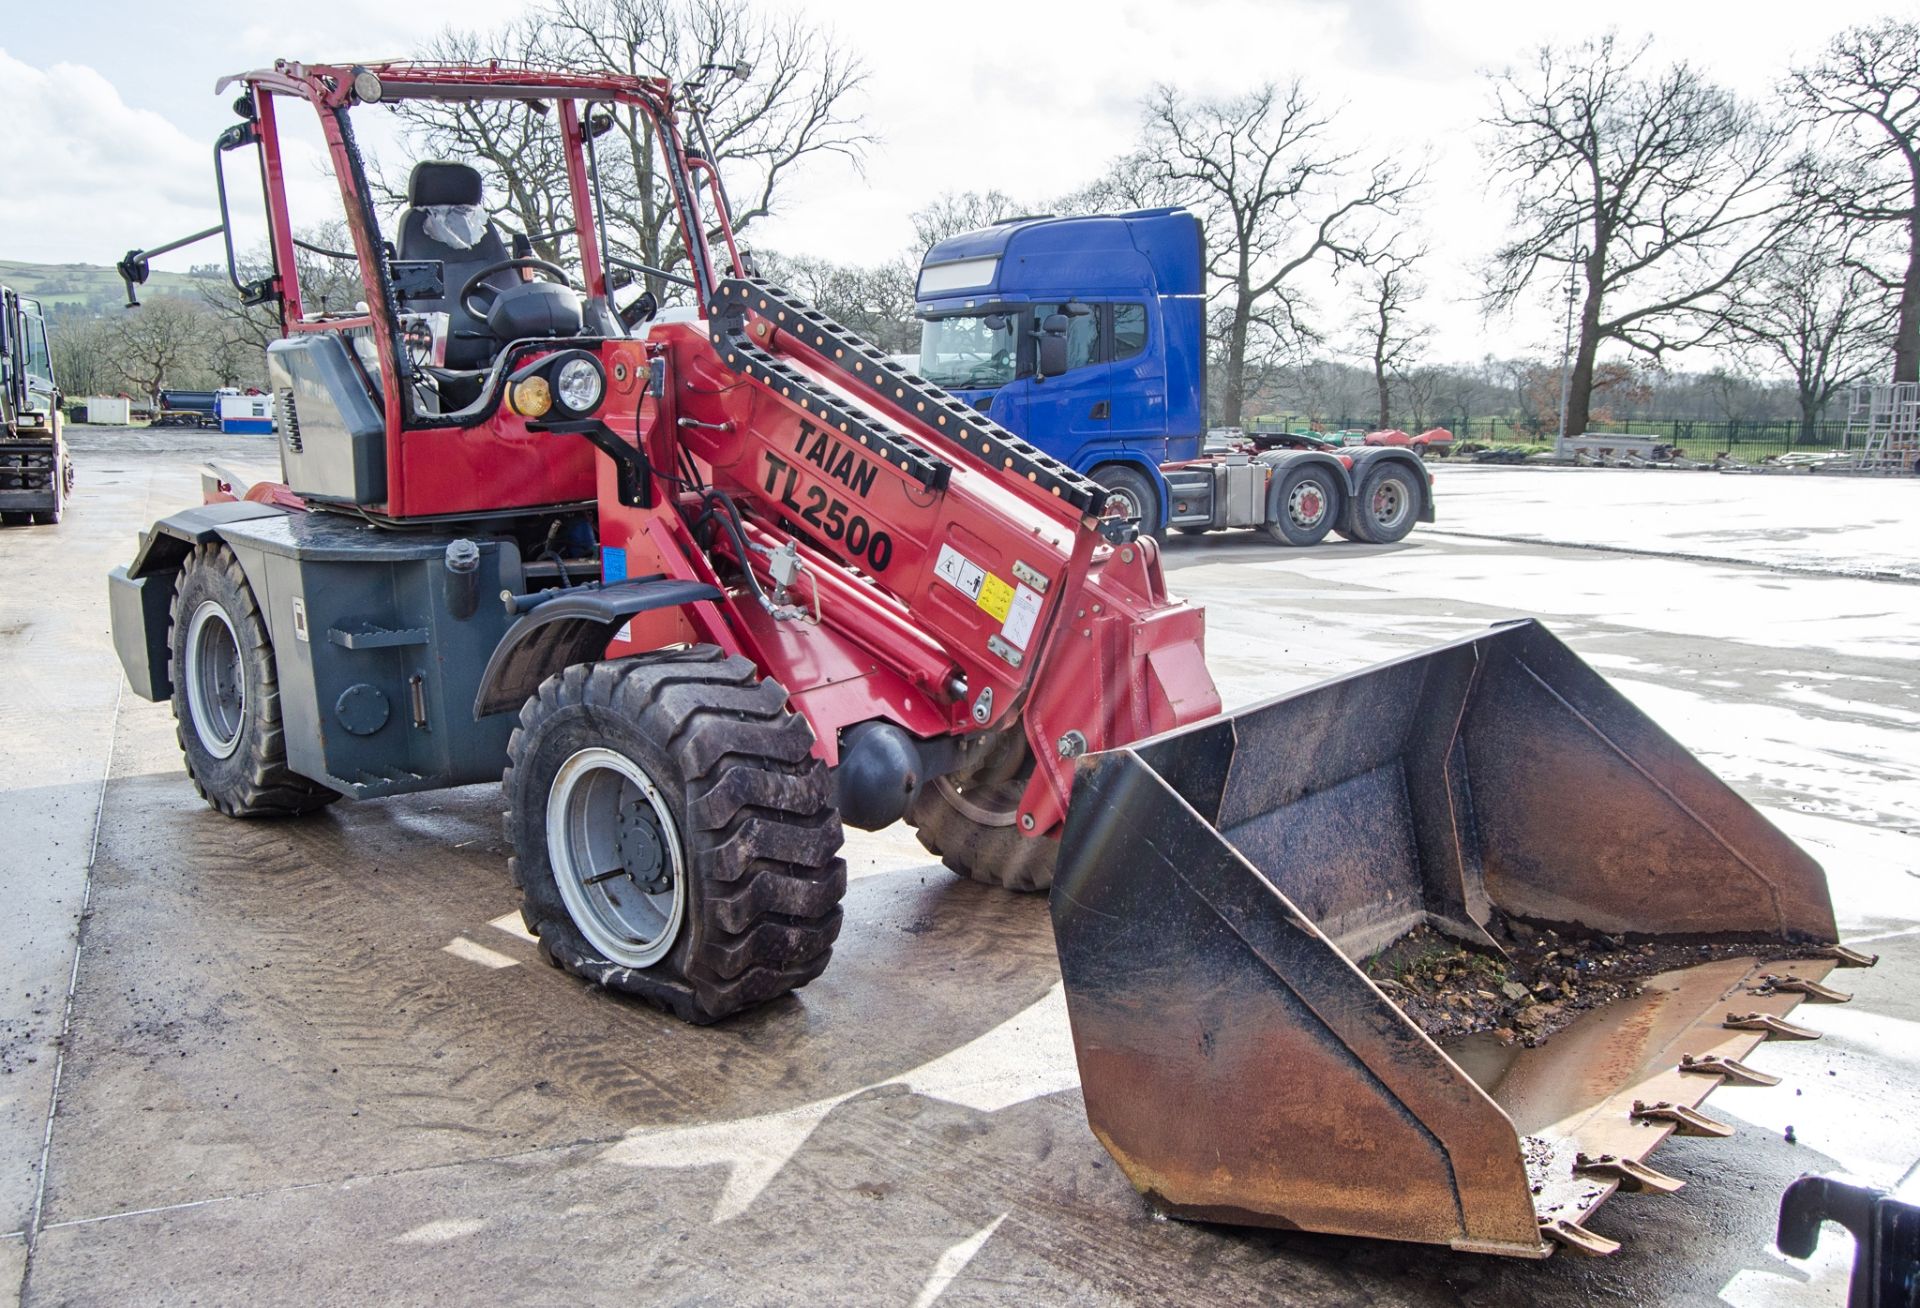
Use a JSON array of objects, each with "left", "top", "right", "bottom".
[{"left": 459, "top": 258, "right": 573, "bottom": 322}]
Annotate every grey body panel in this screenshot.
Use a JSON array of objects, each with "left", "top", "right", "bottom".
[
  {"left": 213, "top": 511, "right": 526, "bottom": 797},
  {"left": 111, "top": 502, "right": 531, "bottom": 798},
  {"left": 268, "top": 335, "right": 387, "bottom": 506},
  {"left": 108, "top": 565, "right": 174, "bottom": 701}
]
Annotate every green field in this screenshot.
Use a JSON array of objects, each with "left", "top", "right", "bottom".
[{"left": 0, "top": 259, "right": 223, "bottom": 317}]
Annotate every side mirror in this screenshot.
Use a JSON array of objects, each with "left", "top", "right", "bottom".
[{"left": 1036, "top": 313, "right": 1069, "bottom": 379}]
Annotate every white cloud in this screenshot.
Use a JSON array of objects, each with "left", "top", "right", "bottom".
[{"left": 0, "top": 48, "right": 215, "bottom": 263}]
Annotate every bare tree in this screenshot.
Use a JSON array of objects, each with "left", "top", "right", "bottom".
[
  {"left": 1484, "top": 36, "right": 1801, "bottom": 439},
  {"left": 910, "top": 191, "right": 1028, "bottom": 250},
  {"left": 386, "top": 0, "right": 871, "bottom": 300},
  {"left": 1351, "top": 244, "right": 1430, "bottom": 428},
  {"left": 758, "top": 250, "right": 918, "bottom": 352},
  {"left": 1722, "top": 217, "right": 1893, "bottom": 441},
  {"left": 1788, "top": 18, "right": 1920, "bottom": 382},
  {"left": 374, "top": 22, "right": 576, "bottom": 262},
  {"left": 198, "top": 223, "right": 365, "bottom": 384},
  {"left": 1132, "top": 82, "right": 1421, "bottom": 426},
  {"left": 48, "top": 318, "right": 120, "bottom": 399},
  {"left": 1399, "top": 364, "right": 1446, "bottom": 430},
  {"left": 108, "top": 297, "right": 215, "bottom": 401},
  {"left": 1053, "top": 154, "right": 1183, "bottom": 218}
]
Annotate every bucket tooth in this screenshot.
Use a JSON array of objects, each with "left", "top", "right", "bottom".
[
  {"left": 1755, "top": 974, "right": 1852, "bottom": 1004},
  {"left": 1574, "top": 1152, "right": 1685, "bottom": 1194},
  {"left": 1631, "top": 1099, "right": 1735, "bottom": 1138},
  {"left": 1538, "top": 1216, "right": 1620, "bottom": 1257},
  {"left": 1822, "top": 944, "right": 1878, "bottom": 968},
  {"left": 1679, "top": 1053, "right": 1782, "bottom": 1087},
  {"left": 1724, "top": 1011, "right": 1821, "bottom": 1040}
]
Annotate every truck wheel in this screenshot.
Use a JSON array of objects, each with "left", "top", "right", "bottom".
[
  {"left": 1345, "top": 462, "right": 1421, "bottom": 544},
  {"left": 1092, "top": 464, "right": 1163, "bottom": 540},
  {"left": 504, "top": 648, "right": 846, "bottom": 1024},
  {"left": 170, "top": 543, "right": 340, "bottom": 817},
  {"left": 0, "top": 513, "right": 28, "bottom": 527},
  {"left": 1263, "top": 466, "right": 1341, "bottom": 546},
  {"left": 905, "top": 732, "right": 1057, "bottom": 892}
]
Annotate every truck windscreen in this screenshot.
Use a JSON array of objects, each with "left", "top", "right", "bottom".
[{"left": 919, "top": 313, "right": 1015, "bottom": 390}]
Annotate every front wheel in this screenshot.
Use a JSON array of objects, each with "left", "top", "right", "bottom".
[
  {"left": 504, "top": 648, "right": 846, "bottom": 1023},
  {"left": 1262, "top": 465, "right": 1341, "bottom": 546},
  {"left": 1091, "top": 464, "right": 1163, "bottom": 540}
]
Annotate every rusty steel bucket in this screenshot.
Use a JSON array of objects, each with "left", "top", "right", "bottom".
[{"left": 1051, "top": 619, "right": 1870, "bottom": 1257}]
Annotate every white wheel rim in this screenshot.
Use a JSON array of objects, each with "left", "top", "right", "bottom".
[
  {"left": 1369, "top": 479, "right": 1409, "bottom": 530},
  {"left": 547, "top": 747, "right": 686, "bottom": 968},
  {"left": 185, "top": 599, "right": 246, "bottom": 759},
  {"left": 1288, "top": 478, "right": 1329, "bottom": 528}
]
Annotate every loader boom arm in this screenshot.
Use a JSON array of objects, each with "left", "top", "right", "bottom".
[{"left": 611, "top": 275, "right": 1220, "bottom": 832}]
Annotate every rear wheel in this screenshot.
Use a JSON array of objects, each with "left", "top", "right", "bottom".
[
  {"left": 905, "top": 731, "right": 1057, "bottom": 892},
  {"left": 1345, "top": 461, "right": 1421, "bottom": 544},
  {"left": 1262, "top": 465, "right": 1341, "bottom": 546},
  {"left": 1092, "top": 464, "right": 1163, "bottom": 540},
  {"left": 0, "top": 512, "right": 28, "bottom": 527},
  {"left": 504, "top": 648, "right": 846, "bottom": 1023},
  {"left": 169, "top": 543, "right": 340, "bottom": 817}
]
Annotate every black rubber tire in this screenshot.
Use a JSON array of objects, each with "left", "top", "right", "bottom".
[
  {"left": 0, "top": 512, "right": 29, "bottom": 527},
  {"left": 1092, "top": 463, "right": 1164, "bottom": 540},
  {"left": 1345, "top": 461, "right": 1422, "bottom": 544},
  {"left": 1262, "top": 465, "right": 1342, "bottom": 547},
  {"left": 504, "top": 648, "right": 846, "bottom": 1024},
  {"left": 169, "top": 543, "right": 341, "bottom": 817},
  {"left": 904, "top": 732, "right": 1057, "bottom": 893}
]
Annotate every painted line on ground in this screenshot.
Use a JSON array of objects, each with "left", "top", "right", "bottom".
[{"left": 443, "top": 938, "right": 520, "bottom": 970}]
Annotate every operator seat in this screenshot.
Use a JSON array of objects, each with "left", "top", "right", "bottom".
[{"left": 394, "top": 161, "right": 515, "bottom": 369}]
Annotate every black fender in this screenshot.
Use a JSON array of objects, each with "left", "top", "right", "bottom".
[
  {"left": 1345, "top": 446, "right": 1436, "bottom": 523},
  {"left": 108, "top": 502, "right": 292, "bottom": 701},
  {"left": 473, "top": 577, "right": 724, "bottom": 718},
  {"left": 1255, "top": 449, "right": 1355, "bottom": 522},
  {"left": 125, "top": 500, "right": 289, "bottom": 579}
]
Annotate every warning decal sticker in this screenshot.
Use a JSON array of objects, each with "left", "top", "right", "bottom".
[
  {"left": 1000, "top": 584, "right": 1043, "bottom": 650},
  {"left": 933, "top": 543, "right": 985, "bottom": 600},
  {"left": 976, "top": 573, "right": 1015, "bottom": 623}
]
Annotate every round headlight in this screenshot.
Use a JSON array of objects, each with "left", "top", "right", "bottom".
[
  {"left": 509, "top": 375, "right": 552, "bottom": 418},
  {"left": 554, "top": 357, "right": 604, "bottom": 414}
]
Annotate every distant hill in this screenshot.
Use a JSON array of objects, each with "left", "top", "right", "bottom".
[{"left": 0, "top": 259, "right": 225, "bottom": 319}]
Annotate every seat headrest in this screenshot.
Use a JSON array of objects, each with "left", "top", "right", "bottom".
[{"left": 408, "top": 162, "right": 484, "bottom": 207}]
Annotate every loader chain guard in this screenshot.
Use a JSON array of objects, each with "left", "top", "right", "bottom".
[
  {"left": 1052, "top": 618, "right": 1864, "bottom": 1257},
  {"left": 707, "top": 277, "right": 1109, "bottom": 516}
]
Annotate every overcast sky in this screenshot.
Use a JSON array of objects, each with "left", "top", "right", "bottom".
[{"left": 0, "top": 0, "right": 1906, "bottom": 364}]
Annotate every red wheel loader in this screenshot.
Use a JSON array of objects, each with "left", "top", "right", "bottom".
[{"left": 107, "top": 59, "right": 1873, "bottom": 1261}]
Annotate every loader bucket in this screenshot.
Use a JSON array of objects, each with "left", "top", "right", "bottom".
[{"left": 1051, "top": 619, "right": 1862, "bottom": 1257}]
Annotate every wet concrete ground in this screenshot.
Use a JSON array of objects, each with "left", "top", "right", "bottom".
[{"left": 3, "top": 432, "right": 1915, "bottom": 1306}]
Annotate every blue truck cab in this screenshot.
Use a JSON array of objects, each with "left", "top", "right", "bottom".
[{"left": 915, "top": 208, "right": 1207, "bottom": 534}]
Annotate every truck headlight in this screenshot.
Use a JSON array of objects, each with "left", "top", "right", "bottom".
[{"left": 554, "top": 356, "right": 604, "bottom": 415}]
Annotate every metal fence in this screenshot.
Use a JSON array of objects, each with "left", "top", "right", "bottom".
[{"left": 1313, "top": 418, "right": 1851, "bottom": 459}]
